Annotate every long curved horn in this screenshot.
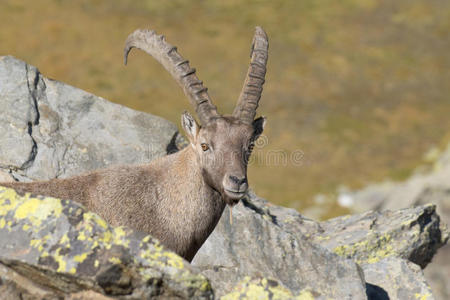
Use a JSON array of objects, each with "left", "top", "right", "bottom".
[
  {"left": 124, "top": 29, "right": 219, "bottom": 124},
  {"left": 233, "top": 26, "right": 268, "bottom": 124}
]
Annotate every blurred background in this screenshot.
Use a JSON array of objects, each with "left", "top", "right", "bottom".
[{"left": 1, "top": 0, "right": 449, "bottom": 219}]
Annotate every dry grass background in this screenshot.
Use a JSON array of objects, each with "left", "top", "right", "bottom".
[{"left": 1, "top": 0, "right": 449, "bottom": 219}]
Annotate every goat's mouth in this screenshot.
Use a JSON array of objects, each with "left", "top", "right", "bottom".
[{"left": 224, "top": 189, "right": 246, "bottom": 205}]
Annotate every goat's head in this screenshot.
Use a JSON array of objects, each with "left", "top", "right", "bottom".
[{"left": 124, "top": 27, "right": 268, "bottom": 206}]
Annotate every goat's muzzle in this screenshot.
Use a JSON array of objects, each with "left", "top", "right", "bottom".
[{"left": 223, "top": 174, "right": 248, "bottom": 204}]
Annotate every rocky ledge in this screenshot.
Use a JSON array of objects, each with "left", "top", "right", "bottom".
[
  {"left": 340, "top": 140, "right": 450, "bottom": 299},
  {"left": 194, "top": 192, "right": 447, "bottom": 299},
  {"left": 0, "top": 56, "right": 448, "bottom": 299},
  {"left": 0, "top": 186, "right": 212, "bottom": 299},
  {"left": 0, "top": 186, "right": 447, "bottom": 299}
]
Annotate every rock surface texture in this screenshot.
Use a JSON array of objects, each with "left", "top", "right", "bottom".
[
  {"left": 0, "top": 55, "right": 183, "bottom": 183},
  {"left": 193, "top": 192, "right": 448, "bottom": 299},
  {"left": 342, "top": 142, "right": 450, "bottom": 300},
  {"left": 192, "top": 193, "right": 367, "bottom": 299},
  {"left": 0, "top": 186, "right": 213, "bottom": 299},
  {"left": 0, "top": 57, "right": 448, "bottom": 299},
  {"left": 2, "top": 186, "right": 446, "bottom": 299},
  {"left": 311, "top": 203, "right": 446, "bottom": 268},
  {"left": 363, "top": 257, "right": 433, "bottom": 300}
]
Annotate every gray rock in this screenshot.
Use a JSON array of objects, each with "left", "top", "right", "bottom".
[
  {"left": 343, "top": 142, "right": 450, "bottom": 300},
  {"left": 310, "top": 204, "right": 448, "bottom": 268},
  {"left": 192, "top": 192, "right": 368, "bottom": 299},
  {"left": 0, "top": 55, "right": 183, "bottom": 182},
  {"left": 424, "top": 243, "right": 450, "bottom": 300},
  {"left": 415, "top": 186, "right": 450, "bottom": 300},
  {"left": 363, "top": 257, "right": 434, "bottom": 300},
  {"left": 0, "top": 263, "right": 54, "bottom": 300},
  {"left": 314, "top": 205, "right": 447, "bottom": 300},
  {"left": 0, "top": 186, "right": 213, "bottom": 299},
  {"left": 194, "top": 192, "right": 448, "bottom": 299},
  {"left": 221, "top": 277, "right": 323, "bottom": 299}
]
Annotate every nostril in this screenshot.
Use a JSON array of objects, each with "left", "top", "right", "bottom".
[
  {"left": 229, "top": 176, "right": 239, "bottom": 184},
  {"left": 229, "top": 175, "right": 247, "bottom": 186}
]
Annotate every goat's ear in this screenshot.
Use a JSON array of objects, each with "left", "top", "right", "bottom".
[
  {"left": 181, "top": 111, "right": 199, "bottom": 144},
  {"left": 252, "top": 116, "right": 266, "bottom": 140}
]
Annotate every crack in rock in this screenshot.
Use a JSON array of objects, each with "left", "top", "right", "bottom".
[
  {"left": 241, "top": 197, "right": 278, "bottom": 225},
  {"left": 20, "top": 121, "right": 38, "bottom": 170},
  {"left": 19, "top": 64, "right": 44, "bottom": 171}
]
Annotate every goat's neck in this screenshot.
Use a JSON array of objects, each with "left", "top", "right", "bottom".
[
  {"left": 167, "top": 145, "right": 219, "bottom": 200},
  {"left": 156, "top": 145, "right": 225, "bottom": 217},
  {"left": 149, "top": 146, "right": 225, "bottom": 261}
]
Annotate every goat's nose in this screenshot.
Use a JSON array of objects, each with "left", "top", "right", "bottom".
[{"left": 229, "top": 175, "right": 247, "bottom": 186}]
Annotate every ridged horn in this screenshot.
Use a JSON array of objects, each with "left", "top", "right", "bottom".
[
  {"left": 233, "top": 26, "right": 268, "bottom": 124},
  {"left": 124, "top": 29, "right": 219, "bottom": 125}
]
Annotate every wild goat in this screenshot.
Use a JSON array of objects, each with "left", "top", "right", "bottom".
[{"left": 0, "top": 27, "right": 268, "bottom": 262}]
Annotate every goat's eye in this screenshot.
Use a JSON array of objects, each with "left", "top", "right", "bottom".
[{"left": 201, "top": 143, "right": 209, "bottom": 151}]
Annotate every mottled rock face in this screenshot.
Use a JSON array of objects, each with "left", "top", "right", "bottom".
[
  {"left": 0, "top": 186, "right": 213, "bottom": 299},
  {"left": 311, "top": 204, "right": 448, "bottom": 268},
  {"left": 363, "top": 257, "right": 434, "bottom": 300},
  {"left": 193, "top": 192, "right": 368, "bottom": 299},
  {"left": 0, "top": 55, "right": 184, "bottom": 182},
  {"left": 341, "top": 142, "right": 450, "bottom": 300},
  {"left": 221, "top": 277, "right": 320, "bottom": 299},
  {"left": 193, "top": 191, "right": 448, "bottom": 299}
]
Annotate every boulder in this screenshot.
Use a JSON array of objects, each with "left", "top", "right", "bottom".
[
  {"left": 0, "top": 55, "right": 184, "bottom": 182},
  {"left": 342, "top": 142, "right": 450, "bottom": 300},
  {"left": 193, "top": 192, "right": 448, "bottom": 299},
  {"left": 2, "top": 185, "right": 445, "bottom": 299},
  {"left": 363, "top": 257, "right": 434, "bottom": 300},
  {"left": 192, "top": 192, "right": 367, "bottom": 299},
  {"left": 310, "top": 203, "right": 448, "bottom": 268},
  {"left": 0, "top": 186, "right": 213, "bottom": 299}
]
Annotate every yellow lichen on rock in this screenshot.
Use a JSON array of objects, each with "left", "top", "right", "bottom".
[
  {"left": 15, "top": 193, "right": 62, "bottom": 226},
  {"left": 112, "top": 226, "right": 130, "bottom": 247},
  {"left": 0, "top": 187, "right": 20, "bottom": 214},
  {"left": 0, "top": 186, "right": 62, "bottom": 230},
  {"left": 161, "top": 251, "right": 184, "bottom": 269},
  {"left": 415, "top": 293, "right": 431, "bottom": 300},
  {"left": 333, "top": 233, "right": 395, "bottom": 264},
  {"left": 221, "top": 276, "right": 300, "bottom": 300},
  {"left": 55, "top": 248, "right": 68, "bottom": 272},
  {"left": 74, "top": 252, "right": 89, "bottom": 263},
  {"left": 137, "top": 236, "right": 186, "bottom": 275},
  {"left": 108, "top": 257, "right": 121, "bottom": 264},
  {"left": 59, "top": 233, "right": 70, "bottom": 245},
  {"left": 296, "top": 290, "right": 315, "bottom": 300},
  {"left": 14, "top": 197, "right": 40, "bottom": 219},
  {"left": 0, "top": 185, "right": 213, "bottom": 298}
]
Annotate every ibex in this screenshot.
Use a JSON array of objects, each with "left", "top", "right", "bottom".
[{"left": 0, "top": 27, "right": 268, "bottom": 262}]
